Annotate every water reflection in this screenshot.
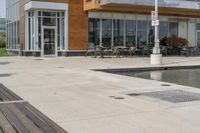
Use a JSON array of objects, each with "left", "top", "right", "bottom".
[{"left": 129, "top": 69, "right": 200, "bottom": 88}]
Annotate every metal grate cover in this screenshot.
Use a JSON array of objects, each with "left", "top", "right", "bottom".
[{"left": 128, "top": 90, "right": 200, "bottom": 103}]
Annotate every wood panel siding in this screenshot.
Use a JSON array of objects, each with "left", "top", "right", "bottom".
[
  {"left": 68, "top": 0, "right": 88, "bottom": 50},
  {"left": 19, "top": 0, "right": 88, "bottom": 51}
]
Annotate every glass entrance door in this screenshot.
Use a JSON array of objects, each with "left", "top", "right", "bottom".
[{"left": 42, "top": 28, "right": 56, "bottom": 56}]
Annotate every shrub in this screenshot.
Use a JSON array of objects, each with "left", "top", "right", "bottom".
[
  {"left": 166, "top": 36, "right": 188, "bottom": 49},
  {"left": 0, "top": 35, "right": 6, "bottom": 48}
]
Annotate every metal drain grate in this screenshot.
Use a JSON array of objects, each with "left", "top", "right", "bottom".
[{"left": 128, "top": 90, "right": 200, "bottom": 103}]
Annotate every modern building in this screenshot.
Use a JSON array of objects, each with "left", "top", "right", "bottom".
[
  {"left": 5, "top": 0, "right": 200, "bottom": 56},
  {"left": 0, "top": 18, "right": 6, "bottom": 34}
]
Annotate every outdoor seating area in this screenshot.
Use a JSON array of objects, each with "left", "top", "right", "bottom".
[
  {"left": 86, "top": 44, "right": 200, "bottom": 58},
  {"left": 86, "top": 35, "right": 200, "bottom": 58}
]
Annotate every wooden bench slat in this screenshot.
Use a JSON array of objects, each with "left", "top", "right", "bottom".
[
  {"left": 0, "top": 92, "right": 9, "bottom": 101},
  {"left": 23, "top": 103, "right": 67, "bottom": 133},
  {"left": 0, "top": 111, "right": 16, "bottom": 133},
  {"left": 17, "top": 103, "right": 57, "bottom": 133},
  {"left": 6, "top": 103, "right": 43, "bottom": 133},
  {"left": 0, "top": 104, "right": 30, "bottom": 133},
  {"left": 0, "top": 84, "right": 22, "bottom": 101}
]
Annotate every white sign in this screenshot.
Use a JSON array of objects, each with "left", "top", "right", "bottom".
[
  {"left": 151, "top": 11, "right": 158, "bottom": 21},
  {"left": 152, "top": 20, "right": 159, "bottom": 26}
]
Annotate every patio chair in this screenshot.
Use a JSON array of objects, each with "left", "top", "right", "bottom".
[
  {"left": 190, "top": 46, "right": 200, "bottom": 56},
  {"left": 180, "top": 46, "right": 189, "bottom": 56},
  {"left": 128, "top": 46, "right": 136, "bottom": 56},
  {"left": 85, "top": 43, "right": 95, "bottom": 56},
  {"left": 142, "top": 46, "right": 150, "bottom": 56},
  {"left": 103, "top": 46, "right": 112, "bottom": 56},
  {"left": 94, "top": 45, "right": 105, "bottom": 58},
  {"left": 112, "top": 47, "right": 121, "bottom": 57},
  {"left": 161, "top": 46, "right": 168, "bottom": 56}
]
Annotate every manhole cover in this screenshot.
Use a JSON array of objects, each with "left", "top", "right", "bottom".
[
  {"left": 58, "top": 67, "right": 64, "bottom": 68},
  {"left": 128, "top": 90, "right": 200, "bottom": 103},
  {"left": 114, "top": 97, "right": 125, "bottom": 100},
  {"left": 34, "top": 59, "right": 44, "bottom": 61},
  {"left": 128, "top": 93, "right": 142, "bottom": 96},
  {"left": 161, "top": 84, "right": 171, "bottom": 86}
]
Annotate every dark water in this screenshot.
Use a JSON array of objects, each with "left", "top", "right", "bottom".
[{"left": 118, "top": 69, "right": 200, "bottom": 88}]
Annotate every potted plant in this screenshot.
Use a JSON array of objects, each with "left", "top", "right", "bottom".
[{"left": 166, "top": 36, "right": 188, "bottom": 55}]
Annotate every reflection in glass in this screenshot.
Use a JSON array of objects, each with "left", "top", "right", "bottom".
[
  {"left": 169, "top": 22, "right": 178, "bottom": 37},
  {"left": 126, "top": 20, "right": 136, "bottom": 47},
  {"left": 159, "top": 21, "right": 168, "bottom": 40},
  {"left": 102, "top": 19, "right": 112, "bottom": 48},
  {"left": 88, "top": 18, "right": 100, "bottom": 47},
  {"left": 113, "top": 19, "right": 125, "bottom": 46},
  {"left": 43, "top": 29, "right": 55, "bottom": 55},
  {"left": 43, "top": 17, "right": 56, "bottom": 26},
  {"left": 148, "top": 21, "right": 154, "bottom": 47},
  {"left": 137, "top": 20, "right": 147, "bottom": 48},
  {"left": 188, "top": 22, "right": 196, "bottom": 46}
]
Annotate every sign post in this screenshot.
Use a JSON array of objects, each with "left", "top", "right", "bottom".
[{"left": 150, "top": 0, "right": 162, "bottom": 65}]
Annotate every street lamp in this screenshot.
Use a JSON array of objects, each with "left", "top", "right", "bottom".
[{"left": 150, "top": 0, "right": 162, "bottom": 65}]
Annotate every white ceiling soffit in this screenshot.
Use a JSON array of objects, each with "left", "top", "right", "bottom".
[
  {"left": 101, "top": 0, "right": 200, "bottom": 10},
  {"left": 25, "top": 1, "right": 68, "bottom": 11}
]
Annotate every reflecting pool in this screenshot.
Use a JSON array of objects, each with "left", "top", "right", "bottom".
[{"left": 118, "top": 69, "right": 200, "bottom": 88}]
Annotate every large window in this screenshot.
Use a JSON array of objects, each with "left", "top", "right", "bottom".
[
  {"left": 102, "top": 19, "right": 112, "bottom": 47},
  {"left": 188, "top": 21, "right": 196, "bottom": 46},
  {"left": 89, "top": 18, "right": 100, "bottom": 47},
  {"left": 159, "top": 21, "right": 168, "bottom": 40},
  {"left": 125, "top": 20, "right": 136, "bottom": 47},
  {"left": 113, "top": 19, "right": 125, "bottom": 46},
  {"left": 178, "top": 21, "right": 188, "bottom": 39},
  {"left": 137, "top": 20, "right": 147, "bottom": 47},
  {"left": 148, "top": 21, "right": 154, "bottom": 47},
  {"left": 169, "top": 22, "right": 178, "bottom": 37}
]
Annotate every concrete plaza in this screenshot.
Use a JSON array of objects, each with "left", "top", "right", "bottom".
[{"left": 0, "top": 56, "right": 200, "bottom": 133}]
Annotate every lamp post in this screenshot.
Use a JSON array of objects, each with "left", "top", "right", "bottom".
[{"left": 150, "top": 0, "right": 162, "bottom": 65}]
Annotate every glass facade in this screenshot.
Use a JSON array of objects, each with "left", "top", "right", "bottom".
[
  {"left": 6, "top": 0, "right": 20, "bottom": 50},
  {"left": 88, "top": 12, "right": 200, "bottom": 48},
  {"left": 26, "top": 10, "right": 66, "bottom": 55},
  {"left": 0, "top": 18, "right": 6, "bottom": 33}
]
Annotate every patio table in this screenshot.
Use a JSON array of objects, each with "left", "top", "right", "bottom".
[
  {"left": 114, "top": 46, "right": 129, "bottom": 57},
  {"left": 94, "top": 46, "right": 107, "bottom": 58}
]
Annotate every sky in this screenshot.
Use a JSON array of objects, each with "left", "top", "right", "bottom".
[{"left": 0, "top": 0, "right": 6, "bottom": 18}]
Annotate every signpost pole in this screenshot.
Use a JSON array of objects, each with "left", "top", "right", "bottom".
[{"left": 150, "top": 0, "right": 162, "bottom": 65}]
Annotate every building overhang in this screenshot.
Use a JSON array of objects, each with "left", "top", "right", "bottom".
[
  {"left": 25, "top": 1, "right": 68, "bottom": 11},
  {"left": 100, "top": 0, "right": 200, "bottom": 10}
]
